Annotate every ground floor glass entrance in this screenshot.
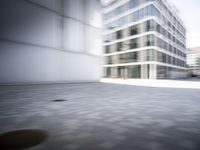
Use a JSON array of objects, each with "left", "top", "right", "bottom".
[{"left": 104, "top": 65, "right": 141, "bottom": 79}]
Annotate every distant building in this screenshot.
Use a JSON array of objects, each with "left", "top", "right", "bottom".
[
  {"left": 102, "top": 0, "right": 187, "bottom": 79},
  {"left": 187, "top": 47, "right": 200, "bottom": 76}
]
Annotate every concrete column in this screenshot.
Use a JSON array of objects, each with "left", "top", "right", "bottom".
[
  {"left": 149, "top": 64, "right": 157, "bottom": 79},
  {"left": 140, "top": 50, "right": 146, "bottom": 62},
  {"left": 141, "top": 64, "right": 148, "bottom": 79}
]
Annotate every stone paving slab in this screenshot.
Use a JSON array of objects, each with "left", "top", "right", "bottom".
[{"left": 0, "top": 83, "right": 200, "bottom": 150}]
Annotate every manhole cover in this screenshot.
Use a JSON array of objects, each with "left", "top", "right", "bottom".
[
  {"left": 52, "top": 99, "right": 67, "bottom": 102},
  {"left": 0, "top": 129, "right": 48, "bottom": 150}
]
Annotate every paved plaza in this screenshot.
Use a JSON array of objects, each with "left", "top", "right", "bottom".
[{"left": 0, "top": 82, "right": 200, "bottom": 150}]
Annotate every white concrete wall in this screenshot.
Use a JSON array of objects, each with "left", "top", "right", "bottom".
[{"left": 0, "top": 0, "right": 102, "bottom": 84}]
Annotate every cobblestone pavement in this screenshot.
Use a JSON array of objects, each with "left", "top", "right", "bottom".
[{"left": 0, "top": 83, "right": 200, "bottom": 150}]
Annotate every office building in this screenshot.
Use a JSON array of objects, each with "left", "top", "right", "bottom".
[
  {"left": 102, "top": 0, "right": 187, "bottom": 79},
  {"left": 187, "top": 47, "right": 200, "bottom": 76}
]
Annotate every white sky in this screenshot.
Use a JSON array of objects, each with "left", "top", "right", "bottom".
[
  {"left": 169, "top": 0, "right": 200, "bottom": 48},
  {"left": 102, "top": 0, "right": 200, "bottom": 48}
]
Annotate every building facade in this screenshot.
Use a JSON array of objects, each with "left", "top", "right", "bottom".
[
  {"left": 102, "top": 0, "right": 187, "bottom": 79},
  {"left": 0, "top": 0, "right": 102, "bottom": 84},
  {"left": 187, "top": 47, "right": 200, "bottom": 76}
]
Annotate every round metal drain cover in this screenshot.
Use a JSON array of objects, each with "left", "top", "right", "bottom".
[
  {"left": 0, "top": 129, "right": 48, "bottom": 150},
  {"left": 52, "top": 99, "right": 67, "bottom": 102}
]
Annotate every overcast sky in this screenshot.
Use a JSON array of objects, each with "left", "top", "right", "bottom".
[{"left": 169, "top": 0, "right": 200, "bottom": 48}]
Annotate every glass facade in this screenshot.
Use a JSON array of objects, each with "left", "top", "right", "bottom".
[
  {"left": 103, "top": 0, "right": 186, "bottom": 79},
  {"left": 104, "top": 65, "right": 141, "bottom": 79}
]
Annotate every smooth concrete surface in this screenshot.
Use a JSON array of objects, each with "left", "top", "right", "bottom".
[
  {"left": 0, "top": 42, "right": 101, "bottom": 84},
  {"left": 0, "top": 83, "right": 200, "bottom": 150},
  {"left": 0, "top": 0, "right": 102, "bottom": 84}
]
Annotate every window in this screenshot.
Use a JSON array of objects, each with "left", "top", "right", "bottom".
[
  {"left": 105, "top": 45, "right": 110, "bottom": 53},
  {"left": 157, "top": 37, "right": 162, "bottom": 48},
  {"left": 173, "top": 57, "right": 176, "bottom": 65},
  {"left": 116, "top": 30, "right": 123, "bottom": 39},
  {"left": 147, "top": 49, "right": 156, "bottom": 61},
  {"left": 157, "top": 65, "right": 167, "bottom": 79},
  {"left": 119, "top": 54, "right": 127, "bottom": 63},
  {"left": 133, "top": 11, "right": 139, "bottom": 21},
  {"left": 151, "top": 49, "right": 156, "bottom": 61},
  {"left": 117, "top": 66, "right": 127, "bottom": 78},
  {"left": 147, "top": 5, "right": 152, "bottom": 16},
  {"left": 157, "top": 52, "right": 166, "bottom": 63},
  {"left": 147, "top": 5, "right": 158, "bottom": 16},
  {"left": 106, "top": 67, "right": 111, "bottom": 77},
  {"left": 129, "top": 0, "right": 135, "bottom": 9},
  {"left": 146, "top": 35, "right": 151, "bottom": 46},
  {"left": 173, "top": 36, "right": 175, "bottom": 43},
  {"left": 146, "top": 20, "right": 155, "bottom": 31},
  {"left": 145, "top": 35, "right": 155, "bottom": 46},
  {"left": 161, "top": 28, "right": 166, "bottom": 37},
  {"left": 174, "top": 48, "right": 177, "bottom": 54},
  {"left": 156, "top": 24, "right": 161, "bottom": 33},
  {"left": 143, "top": 6, "right": 148, "bottom": 16},
  {"left": 167, "top": 32, "right": 171, "bottom": 40},
  {"left": 163, "top": 4, "right": 167, "bottom": 13},
  {"left": 129, "top": 52, "right": 138, "bottom": 62},
  {"left": 146, "top": 20, "right": 151, "bottom": 31},
  {"left": 147, "top": 49, "right": 151, "bottom": 61},
  {"left": 138, "top": 9, "right": 143, "bottom": 19},
  {"left": 130, "top": 38, "right": 138, "bottom": 49},
  {"left": 130, "top": 25, "right": 138, "bottom": 35},
  {"left": 162, "top": 53, "right": 167, "bottom": 63},
  {"left": 107, "top": 56, "right": 112, "bottom": 64},
  {"left": 135, "top": 0, "right": 139, "bottom": 6},
  {"left": 115, "top": 6, "right": 123, "bottom": 15},
  {"left": 117, "top": 42, "right": 123, "bottom": 51},
  {"left": 163, "top": 41, "right": 167, "bottom": 50},
  {"left": 169, "top": 45, "right": 172, "bottom": 52},
  {"left": 173, "top": 26, "right": 175, "bottom": 34},
  {"left": 168, "top": 56, "right": 172, "bottom": 64},
  {"left": 128, "top": 65, "right": 141, "bottom": 78},
  {"left": 118, "top": 18, "right": 125, "bottom": 27}
]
